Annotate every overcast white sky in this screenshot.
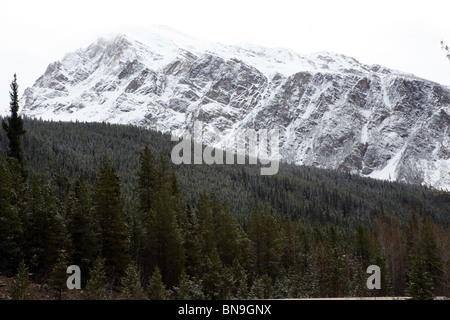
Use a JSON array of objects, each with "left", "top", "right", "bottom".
[{"left": 1, "top": 0, "right": 450, "bottom": 114}]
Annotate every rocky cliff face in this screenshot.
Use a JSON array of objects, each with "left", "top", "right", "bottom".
[{"left": 20, "top": 29, "right": 450, "bottom": 190}]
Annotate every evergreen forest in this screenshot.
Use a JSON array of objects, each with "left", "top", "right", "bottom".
[{"left": 0, "top": 87, "right": 449, "bottom": 300}]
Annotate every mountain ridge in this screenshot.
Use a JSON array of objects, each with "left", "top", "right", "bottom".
[{"left": 19, "top": 29, "right": 450, "bottom": 190}]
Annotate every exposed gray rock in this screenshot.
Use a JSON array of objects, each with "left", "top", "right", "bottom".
[{"left": 20, "top": 33, "right": 450, "bottom": 190}]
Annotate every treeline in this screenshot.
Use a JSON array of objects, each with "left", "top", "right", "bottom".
[
  {"left": 0, "top": 146, "right": 449, "bottom": 299},
  {"left": 0, "top": 117, "right": 448, "bottom": 225}
]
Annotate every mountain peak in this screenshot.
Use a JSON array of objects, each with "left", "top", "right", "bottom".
[{"left": 19, "top": 30, "right": 450, "bottom": 191}]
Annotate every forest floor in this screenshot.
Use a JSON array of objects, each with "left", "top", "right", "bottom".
[
  {"left": 1, "top": 274, "right": 448, "bottom": 300},
  {"left": 0, "top": 274, "right": 85, "bottom": 300}
]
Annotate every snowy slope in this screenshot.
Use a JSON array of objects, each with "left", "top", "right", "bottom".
[{"left": 20, "top": 27, "right": 450, "bottom": 190}]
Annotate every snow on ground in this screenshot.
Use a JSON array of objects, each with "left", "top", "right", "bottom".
[{"left": 369, "top": 144, "right": 407, "bottom": 182}]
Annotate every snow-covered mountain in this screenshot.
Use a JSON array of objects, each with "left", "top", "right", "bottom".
[{"left": 20, "top": 27, "right": 450, "bottom": 190}]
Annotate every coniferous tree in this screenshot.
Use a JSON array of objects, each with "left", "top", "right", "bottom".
[
  {"left": 215, "top": 202, "right": 241, "bottom": 267},
  {"left": 174, "top": 271, "right": 204, "bottom": 300},
  {"left": 136, "top": 146, "right": 156, "bottom": 215},
  {"left": 418, "top": 216, "right": 443, "bottom": 294},
  {"left": 135, "top": 147, "right": 157, "bottom": 278},
  {"left": 273, "top": 273, "right": 293, "bottom": 299},
  {"left": 219, "top": 265, "right": 235, "bottom": 299},
  {"left": 2, "top": 74, "right": 26, "bottom": 178},
  {"left": 138, "top": 151, "right": 185, "bottom": 288},
  {"left": 279, "top": 217, "right": 303, "bottom": 272},
  {"left": 407, "top": 252, "right": 434, "bottom": 300},
  {"left": 52, "top": 168, "right": 71, "bottom": 219},
  {"left": 407, "top": 216, "right": 443, "bottom": 299},
  {"left": 247, "top": 202, "right": 280, "bottom": 277},
  {"left": 196, "top": 191, "right": 216, "bottom": 257},
  {"left": 10, "top": 259, "right": 32, "bottom": 300},
  {"left": 155, "top": 151, "right": 170, "bottom": 192},
  {"left": 92, "top": 155, "right": 130, "bottom": 281},
  {"left": 147, "top": 266, "right": 167, "bottom": 300},
  {"left": 120, "top": 261, "right": 145, "bottom": 300},
  {"left": 85, "top": 257, "right": 111, "bottom": 300},
  {"left": 324, "top": 226, "right": 351, "bottom": 297},
  {"left": 48, "top": 250, "right": 69, "bottom": 300},
  {"left": 353, "top": 225, "right": 372, "bottom": 267},
  {"left": 150, "top": 188, "right": 185, "bottom": 288},
  {"left": 229, "top": 259, "right": 249, "bottom": 299},
  {"left": 202, "top": 248, "right": 224, "bottom": 300},
  {"left": 123, "top": 198, "right": 146, "bottom": 265},
  {"left": 249, "top": 274, "right": 273, "bottom": 299},
  {"left": 135, "top": 148, "right": 186, "bottom": 284},
  {"left": 0, "top": 157, "right": 23, "bottom": 274},
  {"left": 182, "top": 204, "right": 203, "bottom": 278},
  {"left": 24, "top": 176, "right": 64, "bottom": 282},
  {"left": 67, "top": 177, "right": 98, "bottom": 286}
]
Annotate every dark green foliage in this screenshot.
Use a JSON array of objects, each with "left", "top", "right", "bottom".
[
  {"left": 195, "top": 191, "right": 216, "bottom": 257},
  {"left": 2, "top": 75, "right": 26, "bottom": 178},
  {"left": 85, "top": 257, "right": 111, "bottom": 300},
  {"left": 48, "top": 250, "right": 69, "bottom": 300},
  {"left": 149, "top": 188, "right": 185, "bottom": 288},
  {"left": 123, "top": 198, "right": 146, "bottom": 265},
  {"left": 249, "top": 274, "right": 273, "bottom": 299},
  {"left": 214, "top": 202, "right": 243, "bottom": 267},
  {"left": 248, "top": 202, "right": 281, "bottom": 277},
  {"left": 23, "top": 175, "right": 65, "bottom": 282},
  {"left": 202, "top": 248, "right": 224, "bottom": 299},
  {"left": 407, "top": 216, "right": 444, "bottom": 299},
  {"left": 92, "top": 155, "right": 130, "bottom": 281},
  {"left": 9, "top": 259, "right": 32, "bottom": 300},
  {"left": 0, "top": 157, "right": 23, "bottom": 274},
  {"left": 0, "top": 117, "right": 449, "bottom": 299},
  {"left": 120, "top": 261, "right": 145, "bottom": 300},
  {"left": 174, "top": 271, "right": 204, "bottom": 300},
  {"left": 66, "top": 176, "right": 98, "bottom": 286},
  {"left": 137, "top": 150, "right": 185, "bottom": 288},
  {"left": 182, "top": 204, "right": 203, "bottom": 277},
  {"left": 136, "top": 146, "right": 156, "bottom": 214},
  {"left": 0, "top": 118, "right": 448, "bottom": 225},
  {"left": 407, "top": 252, "right": 434, "bottom": 300},
  {"left": 147, "top": 266, "right": 167, "bottom": 300}
]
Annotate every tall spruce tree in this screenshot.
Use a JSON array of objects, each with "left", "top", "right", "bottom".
[
  {"left": 135, "top": 147, "right": 157, "bottom": 279},
  {"left": 196, "top": 191, "right": 216, "bottom": 257},
  {"left": 248, "top": 202, "right": 280, "bottom": 277},
  {"left": 136, "top": 146, "right": 156, "bottom": 215},
  {"left": 174, "top": 271, "right": 204, "bottom": 300},
  {"left": 0, "top": 157, "right": 23, "bottom": 274},
  {"left": 407, "top": 216, "right": 443, "bottom": 299},
  {"left": 10, "top": 259, "right": 32, "bottom": 300},
  {"left": 123, "top": 197, "right": 146, "bottom": 266},
  {"left": 92, "top": 155, "right": 130, "bottom": 281},
  {"left": 182, "top": 204, "right": 203, "bottom": 278},
  {"left": 48, "top": 250, "right": 70, "bottom": 300},
  {"left": 407, "top": 252, "right": 434, "bottom": 300},
  {"left": 120, "top": 261, "right": 145, "bottom": 300},
  {"left": 202, "top": 247, "right": 224, "bottom": 299},
  {"left": 24, "top": 176, "right": 64, "bottom": 282},
  {"left": 85, "top": 257, "right": 111, "bottom": 300},
  {"left": 136, "top": 149, "right": 185, "bottom": 287},
  {"left": 150, "top": 186, "right": 185, "bottom": 288},
  {"left": 2, "top": 74, "right": 26, "bottom": 178},
  {"left": 324, "top": 226, "right": 351, "bottom": 297},
  {"left": 147, "top": 266, "right": 167, "bottom": 300},
  {"left": 67, "top": 176, "right": 98, "bottom": 286},
  {"left": 215, "top": 202, "right": 241, "bottom": 267}
]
